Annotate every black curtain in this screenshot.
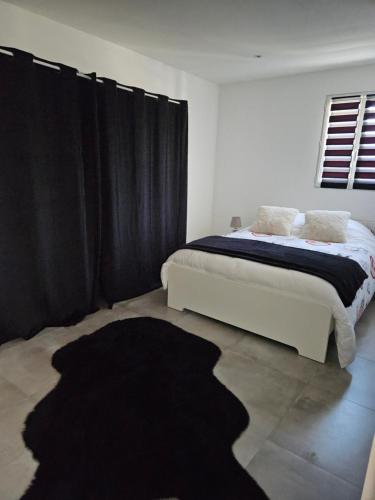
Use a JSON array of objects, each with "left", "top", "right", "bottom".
[
  {"left": 0, "top": 49, "right": 101, "bottom": 344},
  {"left": 0, "top": 47, "right": 188, "bottom": 345},
  {"left": 98, "top": 79, "right": 188, "bottom": 304}
]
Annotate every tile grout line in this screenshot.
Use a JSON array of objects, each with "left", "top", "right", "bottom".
[
  {"left": 340, "top": 394, "right": 375, "bottom": 414},
  {"left": 356, "top": 352, "right": 375, "bottom": 364},
  {"left": 225, "top": 346, "right": 320, "bottom": 385},
  {"left": 255, "top": 438, "right": 364, "bottom": 492},
  {"left": 262, "top": 382, "right": 374, "bottom": 490},
  {"left": 242, "top": 413, "right": 285, "bottom": 470}
]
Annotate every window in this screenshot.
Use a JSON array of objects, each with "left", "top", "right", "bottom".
[{"left": 316, "top": 93, "right": 375, "bottom": 190}]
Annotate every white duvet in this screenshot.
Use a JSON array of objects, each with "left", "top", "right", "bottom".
[{"left": 161, "top": 219, "right": 375, "bottom": 367}]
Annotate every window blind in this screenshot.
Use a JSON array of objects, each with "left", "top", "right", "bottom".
[{"left": 316, "top": 93, "right": 375, "bottom": 190}]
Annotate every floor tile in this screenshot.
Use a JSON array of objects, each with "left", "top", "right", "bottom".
[
  {"left": 0, "top": 376, "right": 28, "bottom": 412},
  {"left": 27, "top": 326, "right": 71, "bottom": 351},
  {"left": 310, "top": 350, "right": 375, "bottom": 411},
  {"left": 230, "top": 331, "right": 320, "bottom": 382},
  {"left": 214, "top": 350, "right": 305, "bottom": 419},
  {"left": 232, "top": 404, "right": 281, "bottom": 468},
  {"left": 33, "top": 326, "right": 88, "bottom": 351},
  {"left": 0, "top": 343, "right": 59, "bottom": 397},
  {"left": 0, "top": 338, "right": 26, "bottom": 357},
  {"left": 126, "top": 288, "right": 190, "bottom": 324},
  {"left": 0, "top": 399, "right": 35, "bottom": 467},
  {"left": 109, "top": 308, "right": 141, "bottom": 322},
  {"left": 356, "top": 300, "right": 375, "bottom": 362},
  {"left": 31, "top": 309, "right": 140, "bottom": 352},
  {"left": 77, "top": 307, "right": 127, "bottom": 332},
  {"left": 0, "top": 450, "right": 37, "bottom": 500},
  {"left": 247, "top": 441, "right": 361, "bottom": 500},
  {"left": 270, "top": 384, "right": 375, "bottom": 487}
]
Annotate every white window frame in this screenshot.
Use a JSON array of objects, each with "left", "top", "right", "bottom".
[{"left": 315, "top": 91, "right": 374, "bottom": 190}]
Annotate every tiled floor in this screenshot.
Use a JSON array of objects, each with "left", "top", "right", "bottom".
[{"left": 0, "top": 289, "right": 374, "bottom": 499}]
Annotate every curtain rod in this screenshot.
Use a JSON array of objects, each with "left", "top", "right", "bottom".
[{"left": 0, "top": 47, "right": 181, "bottom": 104}]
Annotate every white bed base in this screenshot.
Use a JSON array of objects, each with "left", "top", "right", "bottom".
[{"left": 167, "top": 263, "right": 334, "bottom": 363}]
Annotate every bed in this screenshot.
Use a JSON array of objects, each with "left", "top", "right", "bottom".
[{"left": 161, "top": 218, "right": 375, "bottom": 367}]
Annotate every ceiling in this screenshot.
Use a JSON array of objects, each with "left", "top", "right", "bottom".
[{"left": 5, "top": 0, "right": 375, "bottom": 84}]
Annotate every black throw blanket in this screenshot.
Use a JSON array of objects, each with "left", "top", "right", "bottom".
[{"left": 184, "top": 236, "right": 368, "bottom": 307}]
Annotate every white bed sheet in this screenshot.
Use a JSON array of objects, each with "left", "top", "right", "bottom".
[{"left": 161, "top": 220, "right": 375, "bottom": 367}]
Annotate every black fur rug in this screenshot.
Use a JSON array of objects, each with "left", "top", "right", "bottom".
[{"left": 21, "top": 317, "right": 268, "bottom": 499}]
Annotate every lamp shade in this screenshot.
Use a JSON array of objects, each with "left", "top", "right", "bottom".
[{"left": 230, "top": 216, "right": 242, "bottom": 229}]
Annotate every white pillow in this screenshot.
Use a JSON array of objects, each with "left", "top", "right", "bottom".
[
  {"left": 301, "top": 210, "right": 351, "bottom": 243},
  {"left": 250, "top": 206, "right": 299, "bottom": 236}
]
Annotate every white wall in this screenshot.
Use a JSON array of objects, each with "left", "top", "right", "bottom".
[
  {"left": 0, "top": 0, "right": 219, "bottom": 241},
  {"left": 213, "top": 65, "right": 375, "bottom": 233}
]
